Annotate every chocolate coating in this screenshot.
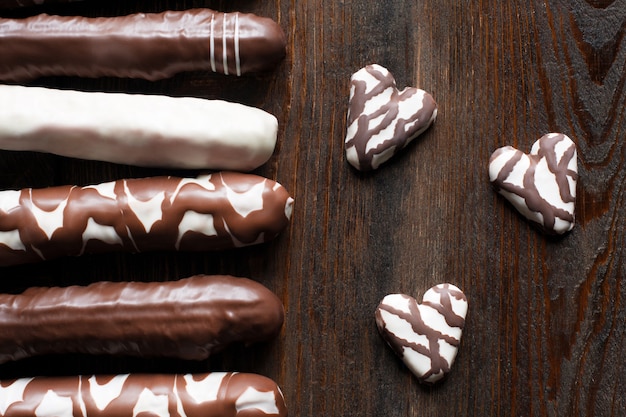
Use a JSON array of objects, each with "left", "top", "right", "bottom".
[
  {"left": 0, "top": 172, "right": 294, "bottom": 266},
  {"left": 0, "top": 9, "right": 286, "bottom": 81},
  {"left": 0, "top": 372, "right": 288, "bottom": 417},
  {"left": 0, "top": 275, "right": 284, "bottom": 363}
]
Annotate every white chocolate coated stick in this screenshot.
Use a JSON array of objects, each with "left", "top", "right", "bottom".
[{"left": 0, "top": 85, "right": 278, "bottom": 171}]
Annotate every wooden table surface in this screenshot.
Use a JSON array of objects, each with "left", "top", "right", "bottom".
[{"left": 0, "top": 0, "right": 624, "bottom": 416}]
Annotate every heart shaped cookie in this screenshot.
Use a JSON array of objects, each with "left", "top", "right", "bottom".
[
  {"left": 345, "top": 64, "right": 437, "bottom": 171},
  {"left": 375, "top": 284, "right": 467, "bottom": 384},
  {"left": 489, "top": 133, "right": 577, "bottom": 235}
]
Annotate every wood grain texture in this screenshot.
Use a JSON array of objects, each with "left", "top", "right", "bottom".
[{"left": 0, "top": 0, "right": 625, "bottom": 416}]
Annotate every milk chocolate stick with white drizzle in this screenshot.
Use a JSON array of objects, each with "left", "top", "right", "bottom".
[
  {"left": 0, "top": 172, "right": 294, "bottom": 267},
  {"left": 0, "top": 275, "right": 284, "bottom": 364},
  {"left": 0, "top": 85, "right": 278, "bottom": 171},
  {"left": 0, "top": 9, "right": 286, "bottom": 81},
  {"left": 0, "top": 372, "right": 288, "bottom": 417}
]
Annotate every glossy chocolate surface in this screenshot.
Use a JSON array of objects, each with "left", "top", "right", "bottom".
[
  {"left": 0, "top": 275, "right": 285, "bottom": 363},
  {"left": 0, "top": 9, "right": 286, "bottom": 81},
  {"left": 0, "top": 372, "right": 288, "bottom": 417},
  {"left": 0, "top": 172, "right": 294, "bottom": 266}
]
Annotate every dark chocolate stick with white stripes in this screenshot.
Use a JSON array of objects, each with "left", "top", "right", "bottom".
[
  {"left": 0, "top": 9, "right": 286, "bottom": 81},
  {"left": 0, "top": 172, "right": 294, "bottom": 266},
  {"left": 0, "top": 372, "right": 288, "bottom": 417}
]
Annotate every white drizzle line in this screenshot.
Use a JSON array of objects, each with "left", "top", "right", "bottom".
[
  {"left": 0, "top": 377, "right": 33, "bottom": 415},
  {"left": 222, "top": 13, "right": 229, "bottom": 75},
  {"left": 125, "top": 225, "right": 139, "bottom": 252},
  {"left": 173, "top": 375, "right": 188, "bottom": 417},
  {"left": 31, "top": 245, "right": 45, "bottom": 260},
  {"left": 235, "top": 13, "right": 241, "bottom": 76},
  {"left": 169, "top": 176, "right": 215, "bottom": 205},
  {"left": 28, "top": 187, "right": 72, "bottom": 240},
  {"left": 0, "top": 230, "right": 25, "bottom": 252},
  {"left": 77, "top": 375, "right": 88, "bottom": 417},
  {"left": 223, "top": 220, "right": 264, "bottom": 248},
  {"left": 210, "top": 14, "right": 216, "bottom": 72}
]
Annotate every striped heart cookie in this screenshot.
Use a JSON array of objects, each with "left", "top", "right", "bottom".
[
  {"left": 345, "top": 64, "right": 437, "bottom": 171},
  {"left": 375, "top": 284, "right": 468, "bottom": 384},
  {"left": 489, "top": 133, "right": 577, "bottom": 235}
]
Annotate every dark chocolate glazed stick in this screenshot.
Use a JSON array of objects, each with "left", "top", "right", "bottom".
[
  {"left": 0, "top": 8, "right": 286, "bottom": 81},
  {"left": 0, "top": 172, "right": 294, "bottom": 266},
  {"left": 0, "top": 372, "right": 288, "bottom": 417},
  {"left": 0, "top": 275, "right": 284, "bottom": 364}
]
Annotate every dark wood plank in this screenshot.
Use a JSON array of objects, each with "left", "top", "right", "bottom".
[{"left": 1, "top": 0, "right": 626, "bottom": 416}]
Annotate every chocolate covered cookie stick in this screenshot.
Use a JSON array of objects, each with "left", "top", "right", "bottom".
[
  {"left": 0, "top": 9, "right": 286, "bottom": 81},
  {"left": 0, "top": 85, "right": 278, "bottom": 171},
  {"left": 0, "top": 172, "right": 294, "bottom": 266},
  {"left": 0, "top": 275, "right": 284, "bottom": 363},
  {"left": 0, "top": 372, "right": 288, "bottom": 417}
]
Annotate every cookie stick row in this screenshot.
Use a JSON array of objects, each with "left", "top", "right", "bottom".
[
  {"left": 0, "top": 7, "right": 288, "bottom": 169},
  {"left": 0, "top": 9, "right": 286, "bottom": 81},
  {"left": 0, "top": 266, "right": 291, "bottom": 416},
  {"left": 0, "top": 6, "right": 284, "bottom": 415}
]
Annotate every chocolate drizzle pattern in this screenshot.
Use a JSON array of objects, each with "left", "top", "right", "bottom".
[
  {"left": 375, "top": 284, "right": 468, "bottom": 384},
  {"left": 0, "top": 275, "right": 284, "bottom": 364},
  {"left": 489, "top": 133, "right": 577, "bottom": 235},
  {"left": 0, "top": 372, "right": 288, "bottom": 417},
  {"left": 0, "top": 172, "right": 294, "bottom": 266},
  {"left": 345, "top": 64, "right": 438, "bottom": 171},
  {"left": 0, "top": 9, "right": 286, "bottom": 81}
]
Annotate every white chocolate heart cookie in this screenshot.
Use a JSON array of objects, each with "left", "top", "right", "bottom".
[
  {"left": 375, "top": 284, "right": 468, "bottom": 385},
  {"left": 345, "top": 64, "right": 437, "bottom": 171},
  {"left": 489, "top": 133, "right": 577, "bottom": 235}
]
